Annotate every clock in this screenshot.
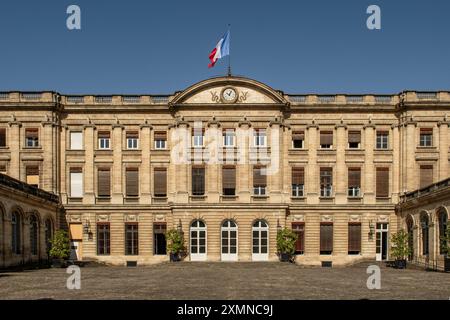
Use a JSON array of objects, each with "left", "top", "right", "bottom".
[{"left": 221, "top": 87, "right": 238, "bottom": 103}]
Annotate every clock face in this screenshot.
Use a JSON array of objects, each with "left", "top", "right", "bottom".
[{"left": 221, "top": 87, "right": 237, "bottom": 102}]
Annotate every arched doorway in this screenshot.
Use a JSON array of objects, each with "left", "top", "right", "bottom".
[
  {"left": 221, "top": 220, "right": 238, "bottom": 261},
  {"left": 44, "top": 219, "right": 53, "bottom": 256},
  {"left": 438, "top": 208, "right": 448, "bottom": 255},
  {"left": 29, "top": 215, "right": 39, "bottom": 256},
  {"left": 420, "top": 213, "right": 429, "bottom": 256},
  {"left": 406, "top": 215, "right": 414, "bottom": 261},
  {"left": 252, "top": 220, "right": 268, "bottom": 261},
  {"left": 11, "top": 211, "right": 21, "bottom": 255},
  {"left": 190, "top": 220, "right": 207, "bottom": 261}
]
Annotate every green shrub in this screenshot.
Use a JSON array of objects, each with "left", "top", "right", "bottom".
[
  {"left": 276, "top": 228, "right": 298, "bottom": 255},
  {"left": 166, "top": 229, "right": 185, "bottom": 254},
  {"left": 390, "top": 229, "right": 411, "bottom": 261},
  {"left": 49, "top": 230, "right": 71, "bottom": 260}
]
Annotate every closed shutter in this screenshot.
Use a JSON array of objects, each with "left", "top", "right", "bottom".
[
  {"left": 348, "top": 223, "right": 362, "bottom": 253},
  {"left": 98, "top": 131, "right": 110, "bottom": 138},
  {"left": 222, "top": 166, "right": 236, "bottom": 189},
  {"left": 320, "top": 223, "right": 333, "bottom": 253},
  {"left": 192, "top": 167, "right": 205, "bottom": 195},
  {"left": 420, "top": 165, "right": 433, "bottom": 188},
  {"left": 376, "top": 168, "right": 389, "bottom": 198},
  {"left": 26, "top": 128, "right": 39, "bottom": 138},
  {"left": 292, "top": 223, "right": 305, "bottom": 253},
  {"left": 420, "top": 128, "right": 433, "bottom": 133},
  {"left": 292, "top": 167, "right": 304, "bottom": 185},
  {"left": 126, "top": 131, "right": 138, "bottom": 139},
  {"left": 348, "top": 168, "right": 361, "bottom": 188},
  {"left": 320, "top": 131, "right": 333, "bottom": 145},
  {"left": 0, "top": 128, "right": 6, "bottom": 147},
  {"left": 253, "top": 166, "right": 267, "bottom": 187},
  {"left": 292, "top": 131, "right": 304, "bottom": 140},
  {"left": 70, "top": 168, "right": 83, "bottom": 198},
  {"left": 154, "top": 131, "right": 167, "bottom": 140},
  {"left": 348, "top": 131, "right": 361, "bottom": 143},
  {"left": 26, "top": 166, "right": 40, "bottom": 186},
  {"left": 98, "top": 168, "right": 111, "bottom": 197},
  {"left": 70, "top": 132, "right": 83, "bottom": 150},
  {"left": 126, "top": 168, "right": 139, "bottom": 197},
  {"left": 154, "top": 168, "right": 167, "bottom": 196}
]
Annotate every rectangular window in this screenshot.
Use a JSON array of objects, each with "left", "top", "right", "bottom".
[
  {"left": 70, "top": 131, "right": 83, "bottom": 150},
  {"left": 376, "top": 167, "right": 389, "bottom": 198},
  {"left": 223, "top": 129, "right": 235, "bottom": 147},
  {"left": 0, "top": 128, "right": 6, "bottom": 147},
  {"left": 0, "top": 165, "right": 6, "bottom": 174},
  {"left": 192, "top": 128, "right": 204, "bottom": 147},
  {"left": 376, "top": 131, "right": 389, "bottom": 149},
  {"left": 97, "top": 223, "right": 110, "bottom": 255},
  {"left": 348, "top": 223, "right": 362, "bottom": 254},
  {"left": 126, "top": 131, "right": 139, "bottom": 149},
  {"left": 154, "top": 168, "right": 167, "bottom": 197},
  {"left": 320, "top": 223, "right": 333, "bottom": 255},
  {"left": 97, "top": 168, "right": 111, "bottom": 197},
  {"left": 292, "top": 131, "right": 304, "bottom": 149},
  {"left": 348, "top": 168, "right": 361, "bottom": 197},
  {"left": 70, "top": 168, "right": 83, "bottom": 198},
  {"left": 25, "top": 128, "right": 39, "bottom": 147},
  {"left": 420, "top": 165, "right": 433, "bottom": 188},
  {"left": 320, "top": 131, "right": 333, "bottom": 149},
  {"left": 153, "top": 223, "right": 167, "bottom": 255},
  {"left": 254, "top": 129, "right": 267, "bottom": 147},
  {"left": 419, "top": 128, "right": 433, "bottom": 147},
  {"left": 192, "top": 167, "right": 205, "bottom": 195},
  {"left": 320, "top": 168, "right": 333, "bottom": 197},
  {"left": 348, "top": 131, "right": 361, "bottom": 149},
  {"left": 253, "top": 166, "right": 267, "bottom": 195},
  {"left": 125, "top": 223, "right": 139, "bottom": 256},
  {"left": 292, "top": 223, "right": 305, "bottom": 254},
  {"left": 154, "top": 131, "right": 167, "bottom": 149},
  {"left": 292, "top": 167, "right": 304, "bottom": 197},
  {"left": 222, "top": 166, "right": 236, "bottom": 195},
  {"left": 26, "top": 166, "right": 39, "bottom": 188},
  {"left": 126, "top": 168, "right": 139, "bottom": 197},
  {"left": 98, "top": 131, "right": 111, "bottom": 149}
]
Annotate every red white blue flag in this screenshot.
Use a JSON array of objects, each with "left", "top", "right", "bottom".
[{"left": 208, "top": 30, "right": 230, "bottom": 68}]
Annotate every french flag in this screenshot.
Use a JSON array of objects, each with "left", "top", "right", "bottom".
[{"left": 208, "top": 29, "right": 230, "bottom": 68}]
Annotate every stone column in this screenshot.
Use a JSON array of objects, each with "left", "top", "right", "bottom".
[
  {"left": 83, "top": 124, "right": 95, "bottom": 204},
  {"left": 363, "top": 124, "right": 375, "bottom": 204},
  {"left": 306, "top": 124, "right": 318, "bottom": 204},
  {"left": 174, "top": 122, "right": 189, "bottom": 203},
  {"left": 268, "top": 120, "right": 282, "bottom": 203},
  {"left": 112, "top": 124, "right": 124, "bottom": 204},
  {"left": 237, "top": 121, "right": 251, "bottom": 202},
  {"left": 8, "top": 120, "right": 21, "bottom": 180},
  {"left": 405, "top": 121, "right": 417, "bottom": 191},
  {"left": 42, "top": 121, "right": 55, "bottom": 192},
  {"left": 438, "top": 121, "right": 449, "bottom": 181},
  {"left": 140, "top": 124, "right": 152, "bottom": 204},
  {"left": 335, "top": 123, "right": 347, "bottom": 204},
  {"left": 391, "top": 125, "right": 400, "bottom": 203},
  {"left": 206, "top": 122, "right": 220, "bottom": 203},
  {"left": 60, "top": 126, "right": 68, "bottom": 204}
]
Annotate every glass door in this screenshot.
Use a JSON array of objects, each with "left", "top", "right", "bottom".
[
  {"left": 376, "top": 223, "right": 389, "bottom": 261},
  {"left": 190, "top": 220, "right": 207, "bottom": 261},
  {"left": 252, "top": 220, "right": 269, "bottom": 261},
  {"left": 221, "top": 220, "right": 238, "bottom": 261}
]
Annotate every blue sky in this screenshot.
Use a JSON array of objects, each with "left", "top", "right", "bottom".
[{"left": 0, "top": 0, "right": 449, "bottom": 94}]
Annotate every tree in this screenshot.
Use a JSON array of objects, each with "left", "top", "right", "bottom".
[
  {"left": 390, "top": 229, "right": 412, "bottom": 261},
  {"left": 49, "top": 230, "right": 71, "bottom": 260},
  {"left": 276, "top": 228, "right": 298, "bottom": 256},
  {"left": 166, "top": 229, "right": 185, "bottom": 255}
]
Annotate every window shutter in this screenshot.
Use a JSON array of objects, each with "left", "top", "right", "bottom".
[
  {"left": 192, "top": 167, "right": 205, "bottom": 195},
  {"left": 292, "top": 131, "right": 304, "bottom": 140},
  {"left": 292, "top": 167, "right": 304, "bottom": 185},
  {"left": 320, "top": 223, "right": 333, "bottom": 252},
  {"left": 222, "top": 166, "right": 236, "bottom": 189},
  {"left": 292, "top": 223, "right": 305, "bottom": 252},
  {"left": 420, "top": 165, "right": 433, "bottom": 188},
  {"left": 98, "top": 131, "right": 110, "bottom": 138},
  {"left": 420, "top": 128, "right": 433, "bottom": 133},
  {"left": 0, "top": 128, "right": 6, "bottom": 147},
  {"left": 70, "top": 132, "right": 83, "bottom": 150},
  {"left": 154, "top": 131, "right": 167, "bottom": 140},
  {"left": 253, "top": 166, "right": 267, "bottom": 187},
  {"left": 26, "top": 128, "right": 39, "bottom": 138},
  {"left": 376, "top": 168, "right": 389, "bottom": 197},
  {"left": 126, "top": 131, "right": 139, "bottom": 139},
  {"left": 26, "top": 166, "right": 40, "bottom": 186},
  {"left": 154, "top": 168, "right": 167, "bottom": 196},
  {"left": 98, "top": 168, "right": 111, "bottom": 197},
  {"left": 320, "top": 131, "right": 333, "bottom": 145},
  {"left": 70, "top": 169, "right": 83, "bottom": 198},
  {"left": 348, "top": 223, "right": 361, "bottom": 252},
  {"left": 126, "top": 168, "right": 139, "bottom": 196},
  {"left": 348, "top": 168, "right": 361, "bottom": 188},
  {"left": 348, "top": 131, "right": 361, "bottom": 143}
]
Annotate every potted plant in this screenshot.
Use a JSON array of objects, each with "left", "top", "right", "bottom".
[
  {"left": 166, "top": 229, "right": 185, "bottom": 262},
  {"left": 440, "top": 226, "right": 450, "bottom": 272},
  {"left": 390, "top": 229, "right": 411, "bottom": 269},
  {"left": 276, "top": 228, "right": 298, "bottom": 262},
  {"left": 49, "top": 230, "right": 71, "bottom": 268}
]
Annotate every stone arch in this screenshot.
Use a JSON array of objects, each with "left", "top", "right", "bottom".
[
  {"left": 10, "top": 205, "right": 24, "bottom": 255},
  {"left": 436, "top": 206, "right": 449, "bottom": 255},
  {"left": 419, "top": 211, "right": 430, "bottom": 256}
]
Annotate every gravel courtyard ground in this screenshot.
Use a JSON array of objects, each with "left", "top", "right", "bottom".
[{"left": 0, "top": 261, "right": 449, "bottom": 300}]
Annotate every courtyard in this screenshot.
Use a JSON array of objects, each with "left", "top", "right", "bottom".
[{"left": 0, "top": 261, "right": 449, "bottom": 300}]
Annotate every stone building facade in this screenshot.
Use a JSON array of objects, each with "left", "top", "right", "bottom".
[{"left": 0, "top": 76, "right": 449, "bottom": 266}]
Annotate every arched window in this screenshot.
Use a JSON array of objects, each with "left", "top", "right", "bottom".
[
  {"left": 44, "top": 219, "right": 53, "bottom": 253},
  {"left": 30, "top": 215, "right": 39, "bottom": 256},
  {"left": 190, "top": 220, "right": 207, "bottom": 261},
  {"left": 438, "top": 209, "right": 448, "bottom": 255},
  {"left": 420, "top": 213, "right": 429, "bottom": 256},
  {"left": 406, "top": 215, "right": 414, "bottom": 260},
  {"left": 252, "top": 220, "right": 269, "bottom": 261},
  {"left": 221, "top": 220, "right": 238, "bottom": 261},
  {"left": 11, "top": 212, "right": 21, "bottom": 254}
]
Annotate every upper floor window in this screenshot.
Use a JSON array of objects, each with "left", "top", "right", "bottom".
[
  {"left": 253, "top": 166, "right": 267, "bottom": 196},
  {"left": 26, "top": 166, "right": 39, "bottom": 188},
  {"left": 348, "top": 131, "right": 361, "bottom": 149},
  {"left": 376, "top": 131, "right": 389, "bottom": 149},
  {"left": 25, "top": 128, "right": 39, "bottom": 147},
  {"left": 125, "top": 167, "right": 139, "bottom": 197},
  {"left": 126, "top": 131, "right": 139, "bottom": 149},
  {"left": 70, "top": 167, "right": 83, "bottom": 198},
  {"left": 320, "top": 167, "right": 333, "bottom": 197},
  {"left": 254, "top": 129, "right": 266, "bottom": 147},
  {"left": 320, "top": 131, "right": 333, "bottom": 149},
  {"left": 292, "top": 167, "right": 304, "bottom": 197},
  {"left": 223, "top": 129, "right": 235, "bottom": 147},
  {"left": 419, "top": 165, "right": 433, "bottom": 189},
  {"left": 0, "top": 128, "right": 6, "bottom": 147},
  {"left": 0, "top": 165, "right": 6, "bottom": 174},
  {"left": 419, "top": 128, "right": 433, "bottom": 147},
  {"left": 192, "top": 166, "right": 205, "bottom": 196},
  {"left": 70, "top": 131, "right": 83, "bottom": 150},
  {"left": 97, "top": 167, "right": 111, "bottom": 198},
  {"left": 292, "top": 131, "right": 304, "bottom": 149},
  {"left": 222, "top": 166, "right": 236, "bottom": 196},
  {"left": 154, "top": 168, "right": 167, "bottom": 197},
  {"left": 192, "top": 129, "right": 204, "bottom": 147},
  {"left": 98, "top": 131, "right": 111, "bottom": 150},
  {"left": 348, "top": 168, "right": 361, "bottom": 197},
  {"left": 376, "top": 167, "right": 389, "bottom": 198},
  {"left": 154, "top": 131, "right": 167, "bottom": 149}
]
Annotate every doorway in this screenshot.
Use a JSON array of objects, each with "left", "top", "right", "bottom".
[
  {"left": 153, "top": 223, "right": 167, "bottom": 255},
  {"left": 190, "top": 220, "right": 207, "bottom": 261},
  {"left": 221, "top": 220, "right": 238, "bottom": 261},
  {"left": 376, "top": 223, "right": 389, "bottom": 261},
  {"left": 252, "top": 220, "right": 269, "bottom": 261}
]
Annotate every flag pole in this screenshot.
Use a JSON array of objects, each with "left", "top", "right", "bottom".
[{"left": 227, "top": 24, "right": 231, "bottom": 77}]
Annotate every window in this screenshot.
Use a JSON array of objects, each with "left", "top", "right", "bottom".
[
  {"left": 252, "top": 220, "right": 268, "bottom": 260},
  {"left": 320, "top": 131, "right": 333, "bottom": 149},
  {"left": 348, "top": 131, "right": 361, "bottom": 149},
  {"left": 97, "top": 168, "right": 111, "bottom": 197},
  {"left": 190, "top": 220, "right": 206, "bottom": 259},
  {"left": 376, "top": 131, "right": 389, "bottom": 149},
  {"left": 11, "top": 212, "right": 21, "bottom": 254},
  {"left": 126, "top": 131, "right": 139, "bottom": 149},
  {"left": 254, "top": 129, "right": 266, "bottom": 147},
  {"left": 192, "top": 128, "right": 204, "bottom": 147},
  {"left": 125, "top": 223, "right": 139, "bottom": 255},
  {"left": 98, "top": 131, "right": 111, "bottom": 149},
  {"left": 192, "top": 167, "right": 205, "bottom": 196},
  {"left": 420, "top": 165, "right": 433, "bottom": 189},
  {"left": 125, "top": 168, "right": 139, "bottom": 197},
  {"left": 44, "top": 219, "right": 53, "bottom": 253},
  {"left": 30, "top": 215, "right": 38, "bottom": 255},
  {"left": 320, "top": 168, "right": 333, "bottom": 197},
  {"left": 25, "top": 128, "right": 39, "bottom": 147},
  {"left": 438, "top": 210, "right": 448, "bottom": 255},
  {"left": 0, "top": 128, "right": 6, "bottom": 147},
  {"left": 154, "top": 131, "right": 167, "bottom": 149},
  {"left": 222, "top": 166, "right": 236, "bottom": 195},
  {"left": 223, "top": 129, "right": 235, "bottom": 147},
  {"left": 348, "top": 223, "right": 361, "bottom": 254},
  {"left": 221, "top": 220, "right": 238, "bottom": 260},
  {"left": 0, "top": 165, "right": 7, "bottom": 174},
  {"left": 154, "top": 223, "right": 167, "bottom": 255},
  {"left": 292, "top": 167, "right": 304, "bottom": 197},
  {"left": 376, "top": 168, "right": 389, "bottom": 198},
  {"left": 419, "top": 128, "right": 433, "bottom": 147},
  {"left": 154, "top": 168, "right": 167, "bottom": 197},
  {"left": 420, "top": 214, "right": 429, "bottom": 256},
  {"left": 253, "top": 166, "right": 267, "bottom": 196},
  {"left": 292, "top": 223, "right": 305, "bottom": 254},
  {"left": 320, "top": 223, "right": 333, "bottom": 255},
  {"left": 97, "top": 223, "right": 110, "bottom": 255},
  {"left": 292, "top": 131, "right": 304, "bottom": 149},
  {"left": 70, "top": 131, "right": 83, "bottom": 150},
  {"left": 70, "top": 168, "right": 83, "bottom": 198},
  {"left": 26, "top": 166, "right": 39, "bottom": 188},
  {"left": 348, "top": 168, "right": 361, "bottom": 197}
]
